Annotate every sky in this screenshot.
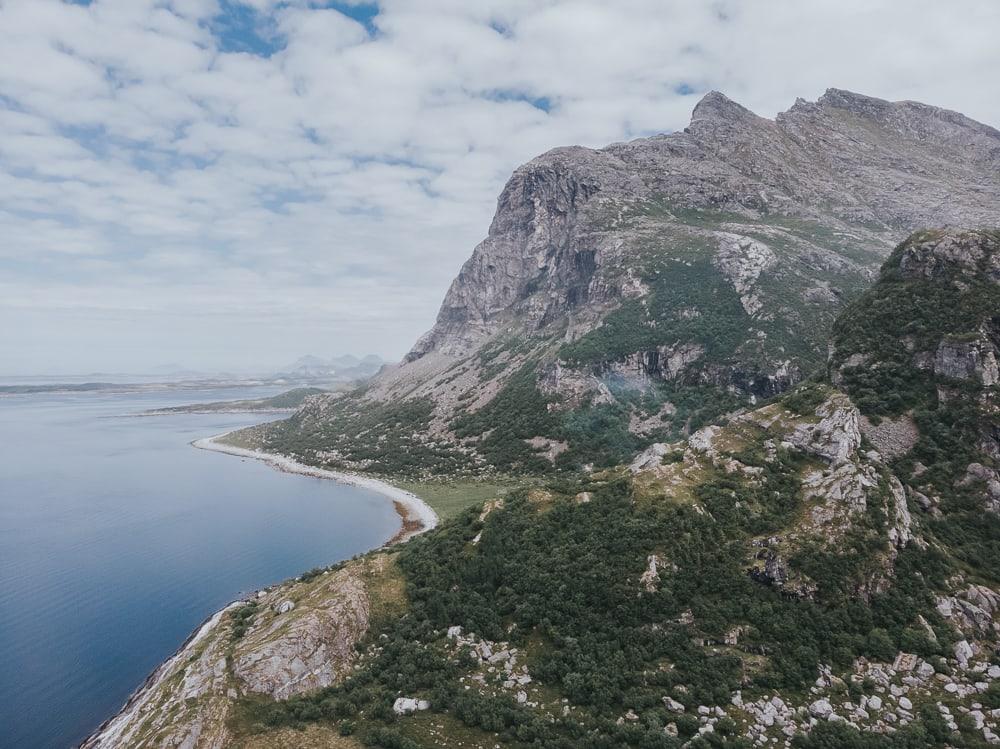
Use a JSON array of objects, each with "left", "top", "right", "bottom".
[{"left": 2, "top": 0, "right": 999, "bottom": 375}]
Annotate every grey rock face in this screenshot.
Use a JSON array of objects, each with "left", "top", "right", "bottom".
[
  {"left": 81, "top": 560, "right": 378, "bottom": 749},
  {"left": 789, "top": 393, "right": 862, "bottom": 464},
  {"left": 714, "top": 232, "right": 777, "bottom": 316},
  {"left": 898, "top": 231, "right": 1000, "bottom": 282},
  {"left": 410, "top": 89, "right": 1000, "bottom": 362},
  {"left": 934, "top": 339, "right": 999, "bottom": 386},
  {"left": 233, "top": 572, "right": 368, "bottom": 700}
]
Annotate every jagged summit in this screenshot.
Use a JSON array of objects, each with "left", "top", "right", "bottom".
[
  {"left": 404, "top": 89, "right": 999, "bottom": 364},
  {"left": 816, "top": 86, "right": 889, "bottom": 111},
  {"left": 687, "top": 89, "right": 756, "bottom": 127},
  {"left": 251, "top": 89, "right": 1000, "bottom": 477}
]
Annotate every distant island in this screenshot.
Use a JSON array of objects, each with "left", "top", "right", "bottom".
[{"left": 140, "top": 387, "right": 329, "bottom": 415}]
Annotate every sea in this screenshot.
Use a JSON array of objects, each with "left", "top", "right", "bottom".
[{"left": 0, "top": 383, "right": 400, "bottom": 748}]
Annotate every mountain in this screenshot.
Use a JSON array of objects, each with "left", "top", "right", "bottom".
[
  {"left": 286, "top": 355, "right": 330, "bottom": 371},
  {"left": 274, "top": 354, "right": 385, "bottom": 382},
  {"left": 84, "top": 229, "right": 1000, "bottom": 748},
  {"left": 247, "top": 89, "right": 1000, "bottom": 477}
]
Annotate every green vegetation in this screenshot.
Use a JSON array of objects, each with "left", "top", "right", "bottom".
[
  {"left": 230, "top": 601, "right": 259, "bottom": 641},
  {"left": 560, "top": 245, "right": 749, "bottom": 367},
  {"left": 232, "top": 458, "right": 965, "bottom": 747},
  {"left": 146, "top": 387, "right": 327, "bottom": 414},
  {"left": 264, "top": 388, "right": 329, "bottom": 409},
  {"left": 782, "top": 381, "right": 829, "bottom": 415},
  {"left": 452, "top": 363, "right": 561, "bottom": 473},
  {"left": 791, "top": 713, "right": 993, "bottom": 749},
  {"left": 260, "top": 396, "right": 471, "bottom": 477},
  {"left": 448, "top": 356, "right": 748, "bottom": 474},
  {"left": 220, "top": 234, "right": 1000, "bottom": 749},
  {"left": 832, "top": 233, "right": 1000, "bottom": 418}
]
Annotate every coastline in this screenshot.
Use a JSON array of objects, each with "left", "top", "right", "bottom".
[
  {"left": 192, "top": 432, "right": 439, "bottom": 543},
  {"left": 80, "top": 432, "right": 439, "bottom": 747},
  {"left": 79, "top": 603, "right": 240, "bottom": 749}
]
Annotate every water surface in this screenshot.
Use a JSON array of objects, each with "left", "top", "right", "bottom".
[{"left": 0, "top": 386, "right": 400, "bottom": 748}]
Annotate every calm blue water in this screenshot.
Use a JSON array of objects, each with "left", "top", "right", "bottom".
[{"left": 0, "top": 386, "right": 401, "bottom": 748}]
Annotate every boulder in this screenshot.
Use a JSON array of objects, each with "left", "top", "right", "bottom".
[
  {"left": 663, "top": 696, "right": 685, "bottom": 712},
  {"left": 809, "top": 699, "right": 834, "bottom": 719},
  {"left": 392, "top": 697, "right": 430, "bottom": 715},
  {"left": 955, "top": 640, "right": 975, "bottom": 669}
]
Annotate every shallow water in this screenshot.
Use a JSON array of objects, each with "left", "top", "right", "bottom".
[{"left": 0, "top": 386, "right": 400, "bottom": 748}]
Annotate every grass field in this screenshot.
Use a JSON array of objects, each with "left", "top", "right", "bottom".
[{"left": 397, "top": 479, "right": 519, "bottom": 519}]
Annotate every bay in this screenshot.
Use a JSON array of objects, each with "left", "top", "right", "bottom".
[{"left": 0, "top": 385, "right": 400, "bottom": 748}]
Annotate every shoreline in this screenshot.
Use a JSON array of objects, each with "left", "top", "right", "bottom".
[
  {"left": 192, "top": 432, "right": 439, "bottom": 543},
  {"left": 80, "top": 431, "right": 439, "bottom": 747},
  {"left": 79, "top": 603, "right": 240, "bottom": 749}
]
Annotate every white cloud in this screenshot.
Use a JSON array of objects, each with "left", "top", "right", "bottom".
[{"left": 1, "top": 0, "right": 998, "bottom": 373}]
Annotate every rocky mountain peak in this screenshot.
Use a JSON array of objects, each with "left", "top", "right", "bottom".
[
  {"left": 404, "top": 90, "right": 999, "bottom": 366},
  {"left": 687, "top": 90, "right": 758, "bottom": 129},
  {"left": 268, "top": 91, "right": 1000, "bottom": 478},
  {"left": 816, "top": 87, "right": 892, "bottom": 114}
]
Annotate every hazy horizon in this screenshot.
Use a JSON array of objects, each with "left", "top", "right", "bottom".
[{"left": 0, "top": 350, "right": 387, "bottom": 379}]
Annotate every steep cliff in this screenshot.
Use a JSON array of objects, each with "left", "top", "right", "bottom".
[
  {"left": 82, "top": 556, "right": 405, "bottom": 749},
  {"left": 250, "top": 89, "right": 999, "bottom": 476}
]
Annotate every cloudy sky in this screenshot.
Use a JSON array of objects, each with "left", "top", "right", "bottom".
[{"left": 2, "top": 0, "right": 998, "bottom": 375}]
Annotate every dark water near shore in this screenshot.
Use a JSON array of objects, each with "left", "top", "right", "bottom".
[{"left": 0, "top": 386, "right": 400, "bottom": 748}]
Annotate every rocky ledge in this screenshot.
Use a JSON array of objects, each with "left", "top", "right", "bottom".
[{"left": 81, "top": 555, "right": 404, "bottom": 749}]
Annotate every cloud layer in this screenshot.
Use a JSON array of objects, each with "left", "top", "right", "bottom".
[{"left": 2, "top": 0, "right": 999, "bottom": 373}]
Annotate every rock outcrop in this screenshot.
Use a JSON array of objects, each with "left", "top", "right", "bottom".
[
  {"left": 81, "top": 556, "right": 399, "bottom": 749},
  {"left": 831, "top": 229, "right": 1000, "bottom": 519}
]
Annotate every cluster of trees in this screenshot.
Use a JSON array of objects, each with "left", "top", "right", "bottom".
[
  {"left": 791, "top": 712, "right": 994, "bottom": 749},
  {"left": 452, "top": 363, "right": 561, "bottom": 473},
  {"left": 387, "top": 466, "right": 954, "bottom": 734},
  {"left": 449, "top": 356, "right": 750, "bottom": 474}
]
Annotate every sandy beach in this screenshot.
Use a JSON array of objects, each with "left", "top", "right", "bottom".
[{"left": 192, "top": 432, "right": 439, "bottom": 543}]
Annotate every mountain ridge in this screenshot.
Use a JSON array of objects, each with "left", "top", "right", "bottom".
[{"left": 249, "top": 89, "right": 1000, "bottom": 477}]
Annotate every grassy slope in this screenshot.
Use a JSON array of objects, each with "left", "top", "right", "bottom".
[{"left": 394, "top": 480, "right": 516, "bottom": 521}]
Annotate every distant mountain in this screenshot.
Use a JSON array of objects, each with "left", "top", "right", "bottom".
[
  {"left": 285, "top": 355, "right": 329, "bottom": 371},
  {"left": 275, "top": 354, "right": 384, "bottom": 381},
  {"left": 250, "top": 89, "right": 1000, "bottom": 477}
]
